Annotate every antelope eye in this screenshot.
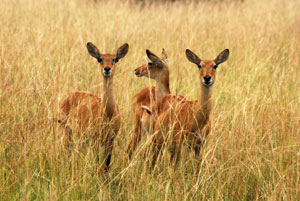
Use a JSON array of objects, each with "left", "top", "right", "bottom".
[
  {"left": 197, "top": 63, "right": 202, "bottom": 69},
  {"left": 97, "top": 58, "right": 103, "bottom": 63},
  {"left": 213, "top": 64, "right": 218, "bottom": 69},
  {"left": 112, "top": 58, "right": 118, "bottom": 63},
  {"left": 148, "top": 62, "right": 153, "bottom": 66}
]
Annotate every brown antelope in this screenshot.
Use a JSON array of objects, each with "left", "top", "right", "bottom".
[
  {"left": 148, "top": 48, "right": 230, "bottom": 168},
  {"left": 126, "top": 49, "right": 173, "bottom": 159},
  {"left": 59, "top": 42, "right": 129, "bottom": 173}
]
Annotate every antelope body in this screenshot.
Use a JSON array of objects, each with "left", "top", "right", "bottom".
[
  {"left": 59, "top": 42, "right": 129, "bottom": 173},
  {"left": 149, "top": 49, "right": 230, "bottom": 168},
  {"left": 126, "top": 49, "right": 173, "bottom": 159}
]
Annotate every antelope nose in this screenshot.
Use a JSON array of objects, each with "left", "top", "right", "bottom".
[
  {"left": 104, "top": 67, "right": 111, "bottom": 72},
  {"left": 204, "top": 76, "right": 211, "bottom": 82},
  {"left": 134, "top": 69, "right": 142, "bottom": 77}
]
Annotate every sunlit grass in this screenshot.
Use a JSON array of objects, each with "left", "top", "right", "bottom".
[{"left": 0, "top": 0, "right": 299, "bottom": 200}]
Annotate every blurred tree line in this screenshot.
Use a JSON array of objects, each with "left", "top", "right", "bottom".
[{"left": 91, "top": 0, "right": 244, "bottom": 3}]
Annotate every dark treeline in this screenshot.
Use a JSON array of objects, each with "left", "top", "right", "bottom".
[{"left": 91, "top": 0, "right": 245, "bottom": 4}]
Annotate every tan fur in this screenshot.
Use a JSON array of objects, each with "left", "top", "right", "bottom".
[
  {"left": 149, "top": 49, "right": 230, "bottom": 168},
  {"left": 132, "top": 87, "right": 156, "bottom": 132},
  {"left": 126, "top": 49, "right": 173, "bottom": 159},
  {"left": 59, "top": 42, "right": 128, "bottom": 173}
]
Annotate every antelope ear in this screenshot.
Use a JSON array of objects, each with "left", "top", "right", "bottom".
[
  {"left": 214, "top": 49, "right": 229, "bottom": 65},
  {"left": 146, "top": 49, "right": 165, "bottom": 68},
  {"left": 185, "top": 49, "right": 201, "bottom": 66},
  {"left": 161, "top": 48, "right": 169, "bottom": 64},
  {"left": 141, "top": 105, "right": 152, "bottom": 115},
  {"left": 86, "top": 42, "right": 101, "bottom": 59},
  {"left": 116, "top": 43, "right": 129, "bottom": 61}
]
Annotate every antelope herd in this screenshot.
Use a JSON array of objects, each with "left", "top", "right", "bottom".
[{"left": 58, "top": 42, "right": 229, "bottom": 173}]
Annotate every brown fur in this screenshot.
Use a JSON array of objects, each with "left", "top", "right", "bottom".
[
  {"left": 126, "top": 49, "right": 173, "bottom": 159},
  {"left": 149, "top": 49, "right": 230, "bottom": 168},
  {"left": 59, "top": 42, "right": 129, "bottom": 173},
  {"left": 126, "top": 86, "right": 156, "bottom": 159}
]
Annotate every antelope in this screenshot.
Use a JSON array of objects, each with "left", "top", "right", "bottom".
[
  {"left": 59, "top": 42, "right": 129, "bottom": 173},
  {"left": 126, "top": 49, "right": 173, "bottom": 159},
  {"left": 148, "top": 48, "right": 230, "bottom": 168}
]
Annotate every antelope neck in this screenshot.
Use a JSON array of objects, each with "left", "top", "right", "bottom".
[
  {"left": 102, "top": 78, "right": 116, "bottom": 118},
  {"left": 155, "top": 74, "right": 170, "bottom": 101},
  {"left": 197, "top": 85, "right": 212, "bottom": 122}
]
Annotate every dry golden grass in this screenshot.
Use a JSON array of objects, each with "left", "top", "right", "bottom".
[{"left": 0, "top": 0, "right": 300, "bottom": 200}]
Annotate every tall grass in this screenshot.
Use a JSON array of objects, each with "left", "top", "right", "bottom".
[{"left": 0, "top": 0, "right": 299, "bottom": 200}]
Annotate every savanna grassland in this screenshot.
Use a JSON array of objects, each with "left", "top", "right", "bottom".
[{"left": 0, "top": 0, "right": 300, "bottom": 200}]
